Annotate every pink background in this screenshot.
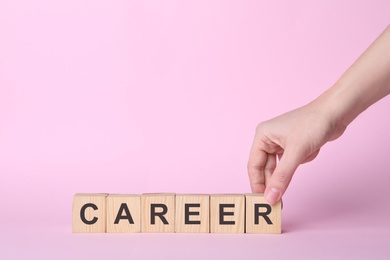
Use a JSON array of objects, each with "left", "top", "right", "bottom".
[{"left": 1, "top": 0, "right": 389, "bottom": 259}]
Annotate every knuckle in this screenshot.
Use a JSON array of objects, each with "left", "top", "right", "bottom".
[
  {"left": 247, "top": 163, "right": 262, "bottom": 176},
  {"left": 256, "top": 122, "right": 266, "bottom": 133},
  {"left": 247, "top": 161, "right": 252, "bottom": 171}
]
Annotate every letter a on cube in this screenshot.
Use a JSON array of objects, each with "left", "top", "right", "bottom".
[{"left": 106, "top": 194, "right": 141, "bottom": 233}]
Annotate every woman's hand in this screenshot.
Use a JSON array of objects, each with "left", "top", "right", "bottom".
[
  {"left": 248, "top": 24, "right": 390, "bottom": 205},
  {"left": 248, "top": 100, "right": 345, "bottom": 204}
]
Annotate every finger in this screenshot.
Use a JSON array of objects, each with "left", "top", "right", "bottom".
[
  {"left": 248, "top": 141, "right": 268, "bottom": 193},
  {"left": 264, "top": 154, "right": 278, "bottom": 208},
  {"left": 264, "top": 153, "right": 276, "bottom": 187},
  {"left": 264, "top": 147, "right": 305, "bottom": 204}
]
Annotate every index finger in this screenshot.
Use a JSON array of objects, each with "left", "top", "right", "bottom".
[{"left": 247, "top": 140, "right": 268, "bottom": 193}]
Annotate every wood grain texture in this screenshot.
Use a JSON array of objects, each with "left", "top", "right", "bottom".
[
  {"left": 175, "top": 194, "right": 209, "bottom": 233},
  {"left": 141, "top": 193, "right": 175, "bottom": 233},
  {"left": 106, "top": 194, "right": 141, "bottom": 233},
  {"left": 210, "top": 194, "right": 244, "bottom": 233},
  {"left": 245, "top": 193, "right": 281, "bottom": 234},
  {"left": 72, "top": 193, "right": 108, "bottom": 233}
]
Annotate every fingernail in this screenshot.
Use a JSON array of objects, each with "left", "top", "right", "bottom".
[{"left": 265, "top": 188, "right": 281, "bottom": 205}]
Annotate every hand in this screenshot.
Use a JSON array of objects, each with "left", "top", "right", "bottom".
[
  {"left": 248, "top": 25, "right": 390, "bottom": 205},
  {"left": 247, "top": 100, "right": 346, "bottom": 205}
]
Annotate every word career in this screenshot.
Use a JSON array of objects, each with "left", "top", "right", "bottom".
[{"left": 72, "top": 193, "right": 281, "bottom": 234}]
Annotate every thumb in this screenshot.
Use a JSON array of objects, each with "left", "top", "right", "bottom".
[{"left": 264, "top": 147, "right": 304, "bottom": 205}]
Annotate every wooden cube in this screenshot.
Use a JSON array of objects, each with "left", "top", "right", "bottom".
[
  {"left": 210, "top": 194, "right": 244, "bottom": 233},
  {"left": 245, "top": 193, "right": 281, "bottom": 234},
  {"left": 72, "top": 193, "right": 108, "bottom": 233},
  {"left": 106, "top": 194, "right": 141, "bottom": 233},
  {"left": 141, "top": 193, "right": 175, "bottom": 233},
  {"left": 175, "top": 194, "right": 209, "bottom": 233}
]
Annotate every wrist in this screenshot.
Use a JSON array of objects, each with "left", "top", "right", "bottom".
[{"left": 310, "top": 85, "right": 353, "bottom": 140}]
